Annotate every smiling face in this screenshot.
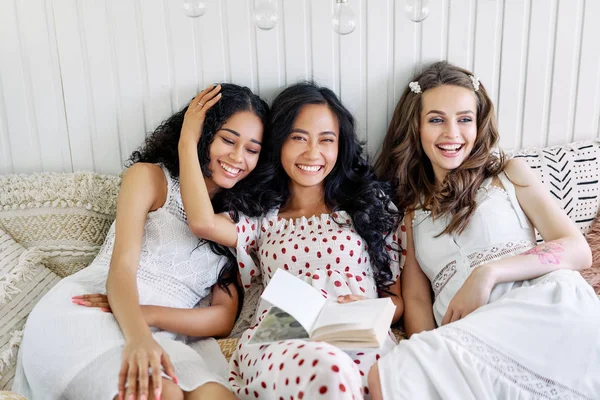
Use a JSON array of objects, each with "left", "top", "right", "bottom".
[
  {"left": 280, "top": 104, "right": 339, "bottom": 191},
  {"left": 420, "top": 84, "right": 478, "bottom": 183},
  {"left": 205, "top": 110, "right": 264, "bottom": 193}
]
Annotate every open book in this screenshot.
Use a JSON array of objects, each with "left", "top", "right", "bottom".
[{"left": 249, "top": 269, "right": 396, "bottom": 349}]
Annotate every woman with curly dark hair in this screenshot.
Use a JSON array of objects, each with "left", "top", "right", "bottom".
[
  {"left": 368, "top": 61, "right": 600, "bottom": 399},
  {"left": 13, "top": 84, "right": 269, "bottom": 400},
  {"left": 179, "top": 82, "right": 403, "bottom": 399}
]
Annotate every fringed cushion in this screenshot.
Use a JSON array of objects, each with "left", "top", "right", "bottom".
[
  {"left": 0, "top": 228, "right": 61, "bottom": 390},
  {"left": 0, "top": 172, "right": 120, "bottom": 277}
]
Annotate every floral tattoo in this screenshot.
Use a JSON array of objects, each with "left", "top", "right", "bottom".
[{"left": 522, "top": 241, "right": 564, "bottom": 264}]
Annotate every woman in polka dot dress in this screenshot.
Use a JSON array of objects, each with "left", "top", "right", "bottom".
[{"left": 179, "top": 82, "right": 405, "bottom": 399}]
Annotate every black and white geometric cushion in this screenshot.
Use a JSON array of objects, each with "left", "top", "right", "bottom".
[{"left": 507, "top": 139, "right": 600, "bottom": 242}]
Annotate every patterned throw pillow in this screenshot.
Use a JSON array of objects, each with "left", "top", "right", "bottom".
[
  {"left": 507, "top": 139, "right": 600, "bottom": 241},
  {"left": 0, "top": 228, "right": 61, "bottom": 390},
  {"left": 0, "top": 172, "right": 120, "bottom": 277}
]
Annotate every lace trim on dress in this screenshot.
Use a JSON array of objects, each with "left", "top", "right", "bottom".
[
  {"left": 440, "top": 327, "right": 593, "bottom": 400},
  {"left": 431, "top": 240, "right": 536, "bottom": 298},
  {"left": 432, "top": 261, "right": 457, "bottom": 298},
  {"left": 468, "top": 240, "right": 536, "bottom": 269}
]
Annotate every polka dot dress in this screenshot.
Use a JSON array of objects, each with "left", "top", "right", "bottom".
[{"left": 229, "top": 209, "right": 403, "bottom": 399}]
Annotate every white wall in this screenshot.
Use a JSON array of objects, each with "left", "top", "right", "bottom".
[{"left": 1, "top": 0, "right": 599, "bottom": 175}]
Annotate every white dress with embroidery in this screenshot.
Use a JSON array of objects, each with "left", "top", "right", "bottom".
[
  {"left": 229, "top": 210, "right": 401, "bottom": 399},
  {"left": 13, "top": 166, "right": 230, "bottom": 400},
  {"left": 379, "top": 173, "right": 600, "bottom": 400}
]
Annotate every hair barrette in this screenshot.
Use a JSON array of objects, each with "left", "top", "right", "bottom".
[
  {"left": 409, "top": 81, "right": 422, "bottom": 94},
  {"left": 470, "top": 75, "right": 480, "bottom": 92}
]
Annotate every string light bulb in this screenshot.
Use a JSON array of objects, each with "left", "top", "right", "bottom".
[{"left": 332, "top": 0, "right": 356, "bottom": 35}]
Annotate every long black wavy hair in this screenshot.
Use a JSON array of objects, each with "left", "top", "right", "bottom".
[
  {"left": 127, "top": 83, "right": 270, "bottom": 309},
  {"left": 252, "top": 82, "right": 400, "bottom": 290}
]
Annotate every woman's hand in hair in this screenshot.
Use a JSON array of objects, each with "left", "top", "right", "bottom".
[
  {"left": 180, "top": 85, "right": 222, "bottom": 145},
  {"left": 441, "top": 266, "right": 495, "bottom": 326}
]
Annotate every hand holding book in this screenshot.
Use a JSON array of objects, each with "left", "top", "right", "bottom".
[{"left": 249, "top": 269, "right": 396, "bottom": 349}]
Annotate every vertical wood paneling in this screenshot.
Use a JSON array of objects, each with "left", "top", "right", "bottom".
[
  {"left": 3, "top": 0, "right": 600, "bottom": 175},
  {"left": 0, "top": 0, "right": 42, "bottom": 173},
  {"left": 391, "top": 1, "right": 419, "bottom": 122},
  {"left": 572, "top": 0, "right": 600, "bottom": 141},
  {"left": 80, "top": 0, "right": 122, "bottom": 174},
  {"left": 310, "top": 0, "right": 336, "bottom": 90},
  {"left": 472, "top": 0, "right": 503, "bottom": 106},
  {"left": 547, "top": 0, "right": 584, "bottom": 145},
  {"left": 447, "top": 0, "right": 476, "bottom": 70},
  {"left": 224, "top": 0, "right": 256, "bottom": 91},
  {"left": 106, "top": 0, "right": 146, "bottom": 164},
  {"left": 0, "top": 78, "right": 12, "bottom": 175},
  {"left": 282, "top": 0, "right": 309, "bottom": 84},
  {"left": 18, "top": 0, "right": 71, "bottom": 172},
  {"left": 253, "top": 0, "right": 285, "bottom": 102},
  {"left": 420, "top": 0, "right": 449, "bottom": 63},
  {"left": 340, "top": 0, "right": 366, "bottom": 140},
  {"left": 496, "top": 0, "right": 530, "bottom": 149},
  {"left": 521, "top": 0, "right": 556, "bottom": 148},
  {"left": 51, "top": 0, "right": 95, "bottom": 171},
  {"left": 198, "top": 1, "right": 228, "bottom": 87},
  {"left": 366, "top": 0, "right": 392, "bottom": 157},
  {"left": 165, "top": 0, "right": 198, "bottom": 111},
  {"left": 138, "top": 0, "right": 173, "bottom": 131}
]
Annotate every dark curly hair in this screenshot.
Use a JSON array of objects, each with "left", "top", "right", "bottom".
[
  {"left": 252, "top": 82, "right": 400, "bottom": 290},
  {"left": 127, "top": 83, "right": 270, "bottom": 309}
]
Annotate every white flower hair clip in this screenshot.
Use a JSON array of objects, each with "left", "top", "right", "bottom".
[
  {"left": 409, "top": 81, "right": 422, "bottom": 94},
  {"left": 470, "top": 75, "right": 480, "bottom": 91}
]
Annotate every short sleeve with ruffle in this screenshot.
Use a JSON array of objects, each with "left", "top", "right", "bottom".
[
  {"left": 234, "top": 212, "right": 276, "bottom": 289},
  {"left": 390, "top": 222, "right": 407, "bottom": 281}
]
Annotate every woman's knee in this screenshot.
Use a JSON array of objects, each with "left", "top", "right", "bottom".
[
  {"left": 155, "top": 378, "right": 184, "bottom": 400},
  {"left": 368, "top": 363, "right": 384, "bottom": 400}
]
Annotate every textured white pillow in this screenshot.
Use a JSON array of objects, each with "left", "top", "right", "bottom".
[
  {"left": 0, "top": 229, "right": 60, "bottom": 390},
  {"left": 507, "top": 139, "right": 600, "bottom": 240}
]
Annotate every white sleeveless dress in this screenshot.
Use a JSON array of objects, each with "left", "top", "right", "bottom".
[
  {"left": 12, "top": 166, "right": 230, "bottom": 400},
  {"left": 379, "top": 173, "right": 600, "bottom": 399}
]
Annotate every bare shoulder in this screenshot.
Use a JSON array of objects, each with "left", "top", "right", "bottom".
[
  {"left": 504, "top": 158, "right": 539, "bottom": 187},
  {"left": 121, "top": 163, "right": 167, "bottom": 210}
]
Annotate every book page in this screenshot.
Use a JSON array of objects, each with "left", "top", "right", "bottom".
[
  {"left": 260, "top": 268, "right": 326, "bottom": 333},
  {"left": 311, "top": 298, "right": 391, "bottom": 333}
]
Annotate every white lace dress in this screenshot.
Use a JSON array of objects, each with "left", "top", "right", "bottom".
[
  {"left": 379, "top": 173, "right": 600, "bottom": 399},
  {"left": 229, "top": 210, "right": 401, "bottom": 399},
  {"left": 12, "top": 166, "right": 230, "bottom": 400}
]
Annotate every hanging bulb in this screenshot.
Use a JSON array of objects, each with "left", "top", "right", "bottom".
[
  {"left": 404, "top": 0, "right": 429, "bottom": 22},
  {"left": 182, "top": 0, "right": 206, "bottom": 18},
  {"left": 254, "top": 0, "right": 278, "bottom": 31},
  {"left": 332, "top": 0, "right": 356, "bottom": 35}
]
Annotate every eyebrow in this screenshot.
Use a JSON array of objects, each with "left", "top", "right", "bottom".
[
  {"left": 220, "top": 128, "right": 262, "bottom": 145},
  {"left": 425, "top": 110, "right": 475, "bottom": 116},
  {"left": 290, "top": 128, "right": 338, "bottom": 137}
]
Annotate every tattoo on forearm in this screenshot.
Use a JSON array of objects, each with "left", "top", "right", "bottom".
[{"left": 522, "top": 242, "right": 564, "bottom": 264}]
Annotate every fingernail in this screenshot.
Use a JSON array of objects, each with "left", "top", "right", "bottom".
[
  {"left": 140, "top": 395, "right": 147, "bottom": 400},
  {"left": 129, "top": 395, "right": 134, "bottom": 400},
  {"left": 101, "top": 308, "right": 110, "bottom": 312},
  {"left": 154, "top": 389, "right": 161, "bottom": 400},
  {"left": 174, "top": 376, "right": 179, "bottom": 384}
]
